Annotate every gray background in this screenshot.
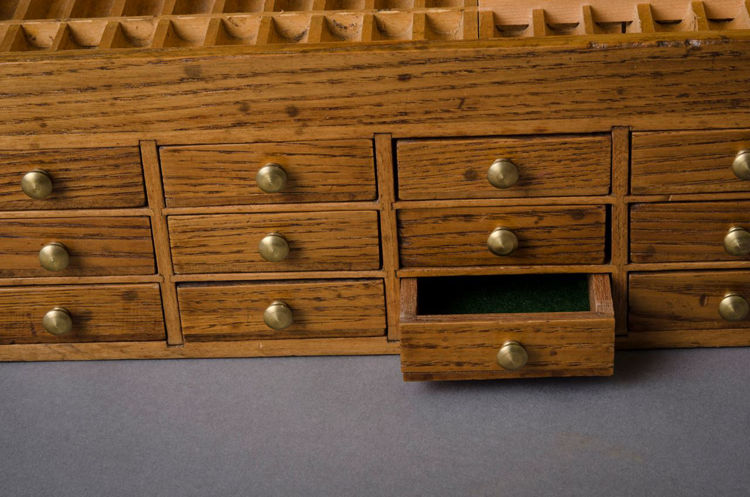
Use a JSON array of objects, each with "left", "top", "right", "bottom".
[{"left": 1, "top": 348, "right": 748, "bottom": 497}]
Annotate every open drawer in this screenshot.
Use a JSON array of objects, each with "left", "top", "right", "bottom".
[{"left": 400, "top": 274, "right": 615, "bottom": 381}]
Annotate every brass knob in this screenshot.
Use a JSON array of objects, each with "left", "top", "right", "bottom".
[
  {"left": 258, "top": 233, "right": 290, "bottom": 262},
  {"left": 38, "top": 242, "right": 70, "bottom": 272},
  {"left": 487, "top": 158, "right": 519, "bottom": 189},
  {"left": 724, "top": 227, "right": 750, "bottom": 256},
  {"left": 719, "top": 294, "right": 749, "bottom": 322},
  {"left": 42, "top": 307, "right": 73, "bottom": 336},
  {"left": 487, "top": 228, "right": 518, "bottom": 256},
  {"left": 732, "top": 150, "right": 750, "bottom": 180},
  {"left": 21, "top": 169, "right": 53, "bottom": 200},
  {"left": 496, "top": 340, "right": 528, "bottom": 370},
  {"left": 256, "top": 163, "right": 288, "bottom": 193},
  {"left": 263, "top": 300, "right": 294, "bottom": 330}
]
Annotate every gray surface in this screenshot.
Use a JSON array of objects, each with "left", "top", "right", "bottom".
[{"left": 1, "top": 348, "right": 749, "bottom": 497}]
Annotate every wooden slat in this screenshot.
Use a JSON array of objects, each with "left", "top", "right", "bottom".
[
  {"left": 611, "top": 127, "right": 630, "bottom": 335},
  {"left": 635, "top": 3, "right": 657, "bottom": 33},
  {"left": 690, "top": 1, "right": 711, "bottom": 31},
  {"left": 178, "top": 279, "right": 386, "bottom": 341},
  {"left": 140, "top": 140, "right": 184, "bottom": 346},
  {"left": 375, "top": 133, "right": 400, "bottom": 341},
  {"left": 531, "top": 8, "right": 550, "bottom": 37}
]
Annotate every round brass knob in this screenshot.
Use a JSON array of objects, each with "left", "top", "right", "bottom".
[
  {"left": 256, "top": 163, "right": 288, "bottom": 193},
  {"left": 732, "top": 150, "right": 750, "bottom": 180},
  {"left": 263, "top": 300, "right": 294, "bottom": 330},
  {"left": 258, "top": 233, "right": 290, "bottom": 262},
  {"left": 719, "top": 294, "right": 749, "bottom": 322},
  {"left": 496, "top": 340, "right": 528, "bottom": 370},
  {"left": 487, "top": 228, "right": 518, "bottom": 256},
  {"left": 42, "top": 307, "right": 73, "bottom": 336},
  {"left": 38, "top": 242, "right": 70, "bottom": 272},
  {"left": 724, "top": 227, "right": 750, "bottom": 256},
  {"left": 487, "top": 158, "right": 519, "bottom": 189},
  {"left": 21, "top": 169, "right": 53, "bottom": 200}
]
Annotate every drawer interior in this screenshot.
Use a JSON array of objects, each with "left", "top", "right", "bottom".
[{"left": 415, "top": 274, "right": 590, "bottom": 316}]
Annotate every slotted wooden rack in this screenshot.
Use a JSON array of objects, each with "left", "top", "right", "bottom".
[{"left": 0, "top": 0, "right": 748, "bottom": 51}]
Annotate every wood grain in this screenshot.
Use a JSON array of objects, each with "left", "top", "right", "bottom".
[
  {"left": 1, "top": 36, "right": 750, "bottom": 146},
  {"left": 159, "top": 140, "right": 377, "bottom": 207},
  {"left": 0, "top": 283, "right": 165, "bottom": 345},
  {"left": 631, "top": 129, "right": 750, "bottom": 194},
  {"left": 0, "top": 216, "right": 156, "bottom": 277},
  {"left": 397, "top": 205, "right": 607, "bottom": 267},
  {"left": 611, "top": 127, "right": 630, "bottom": 334},
  {"left": 396, "top": 134, "right": 611, "bottom": 200},
  {"left": 629, "top": 270, "right": 750, "bottom": 331},
  {"left": 630, "top": 201, "right": 750, "bottom": 263},
  {"left": 178, "top": 279, "right": 386, "bottom": 341},
  {"left": 400, "top": 275, "right": 614, "bottom": 379},
  {"left": 169, "top": 210, "right": 380, "bottom": 273},
  {"left": 0, "top": 146, "right": 145, "bottom": 210}
]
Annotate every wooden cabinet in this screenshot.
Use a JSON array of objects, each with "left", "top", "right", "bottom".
[{"left": 2, "top": 2, "right": 750, "bottom": 377}]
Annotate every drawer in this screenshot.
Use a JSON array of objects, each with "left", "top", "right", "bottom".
[
  {"left": 396, "top": 135, "right": 611, "bottom": 200},
  {"left": 178, "top": 279, "right": 386, "bottom": 341},
  {"left": 169, "top": 211, "right": 380, "bottom": 274},
  {"left": 400, "top": 274, "right": 615, "bottom": 381},
  {"left": 631, "top": 130, "right": 750, "bottom": 195},
  {"left": 160, "top": 140, "right": 376, "bottom": 207},
  {"left": 629, "top": 271, "right": 750, "bottom": 331},
  {"left": 630, "top": 201, "right": 750, "bottom": 263},
  {"left": 398, "top": 205, "right": 607, "bottom": 267},
  {"left": 0, "top": 217, "right": 156, "bottom": 277},
  {"left": 0, "top": 284, "right": 165, "bottom": 345},
  {"left": 0, "top": 147, "right": 146, "bottom": 210}
]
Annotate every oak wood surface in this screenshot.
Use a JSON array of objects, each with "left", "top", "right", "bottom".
[
  {"left": 611, "top": 127, "right": 630, "bottom": 334},
  {"left": 0, "top": 336, "right": 400, "bottom": 361},
  {"left": 0, "top": 216, "right": 156, "bottom": 277},
  {"left": 399, "top": 274, "right": 614, "bottom": 378},
  {"left": 0, "top": 147, "right": 146, "bottom": 210},
  {"left": 629, "top": 270, "right": 750, "bottom": 331},
  {"left": 397, "top": 204, "right": 607, "bottom": 267},
  {"left": 178, "top": 278, "right": 386, "bottom": 341},
  {"left": 631, "top": 129, "right": 750, "bottom": 194},
  {"left": 0, "top": 283, "right": 165, "bottom": 345},
  {"left": 159, "top": 139, "right": 377, "bottom": 207},
  {"left": 630, "top": 200, "right": 750, "bottom": 263},
  {"left": 168, "top": 210, "right": 380, "bottom": 273},
  {"left": 1, "top": 36, "right": 750, "bottom": 147},
  {"left": 396, "top": 134, "right": 611, "bottom": 200}
]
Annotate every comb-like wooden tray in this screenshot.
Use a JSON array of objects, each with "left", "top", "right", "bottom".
[{"left": 0, "top": 0, "right": 748, "bottom": 52}]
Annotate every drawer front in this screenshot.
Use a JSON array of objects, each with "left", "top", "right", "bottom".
[
  {"left": 630, "top": 201, "right": 750, "bottom": 263},
  {"left": 178, "top": 279, "right": 386, "bottom": 341},
  {"left": 631, "top": 130, "right": 750, "bottom": 195},
  {"left": 400, "top": 275, "right": 614, "bottom": 380},
  {"left": 629, "top": 271, "right": 750, "bottom": 331},
  {"left": 160, "top": 140, "right": 376, "bottom": 207},
  {"left": 396, "top": 135, "right": 611, "bottom": 200},
  {"left": 0, "top": 284, "right": 165, "bottom": 344},
  {"left": 0, "top": 217, "right": 156, "bottom": 277},
  {"left": 398, "top": 205, "right": 607, "bottom": 267},
  {"left": 0, "top": 147, "right": 146, "bottom": 210},
  {"left": 169, "top": 211, "right": 380, "bottom": 274}
]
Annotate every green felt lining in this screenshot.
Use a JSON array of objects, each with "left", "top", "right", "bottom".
[{"left": 416, "top": 274, "right": 590, "bottom": 315}]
